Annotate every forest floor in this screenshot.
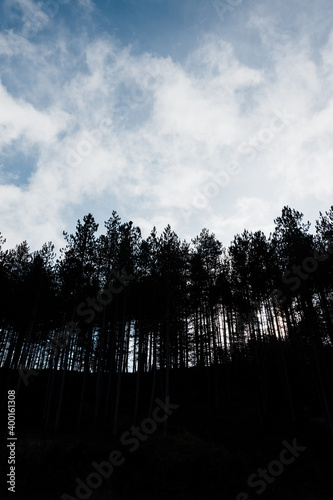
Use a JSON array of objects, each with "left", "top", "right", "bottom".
[{"left": 1, "top": 367, "right": 332, "bottom": 500}]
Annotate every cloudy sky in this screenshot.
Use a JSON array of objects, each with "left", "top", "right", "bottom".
[{"left": 0, "top": 0, "right": 332, "bottom": 252}]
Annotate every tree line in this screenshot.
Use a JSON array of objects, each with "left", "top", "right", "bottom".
[{"left": 1, "top": 206, "right": 333, "bottom": 433}]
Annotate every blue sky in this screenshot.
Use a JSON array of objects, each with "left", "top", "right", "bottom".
[{"left": 0, "top": 0, "right": 333, "bottom": 252}]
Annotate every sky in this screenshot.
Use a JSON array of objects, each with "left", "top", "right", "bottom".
[{"left": 0, "top": 0, "right": 333, "bottom": 253}]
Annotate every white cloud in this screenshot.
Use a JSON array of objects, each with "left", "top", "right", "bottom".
[
  {"left": 77, "top": 0, "right": 95, "bottom": 13},
  {"left": 0, "top": 9, "right": 333, "bottom": 251},
  {"left": 6, "top": 0, "right": 50, "bottom": 38},
  {"left": 0, "top": 81, "right": 68, "bottom": 150}
]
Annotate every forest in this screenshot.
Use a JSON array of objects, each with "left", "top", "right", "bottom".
[{"left": 1, "top": 205, "right": 333, "bottom": 499}]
